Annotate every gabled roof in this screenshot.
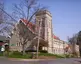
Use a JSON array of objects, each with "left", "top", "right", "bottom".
[
  {"left": 20, "top": 19, "right": 60, "bottom": 40},
  {"left": 20, "top": 18, "right": 36, "bottom": 33}
]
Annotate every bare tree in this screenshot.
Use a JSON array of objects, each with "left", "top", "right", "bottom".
[
  {"left": 0, "top": 0, "right": 18, "bottom": 37},
  {"left": 12, "top": 0, "right": 46, "bottom": 55},
  {"left": 0, "top": 0, "right": 4, "bottom": 24},
  {"left": 68, "top": 34, "right": 78, "bottom": 56},
  {"left": 16, "top": 20, "right": 36, "bottom": 55},
  {"left": 12, "top": 0, "right": 46, "bottom": 23},
  {"left": 77, "top": 31, "right": 81, "bottom": 57}
]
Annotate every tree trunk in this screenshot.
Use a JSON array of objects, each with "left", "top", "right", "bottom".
[
  {"left": 78, "top": 42, "right": 81, "bottom": 57},
  {"left": 22, "top": 44, "right": 26, "bottom": 55},
  {"left": 72, "top": 43, "right": 76, "bottom": 55},
  {"left": 79, "top": 45, "right": 81, "bottom": 57}
]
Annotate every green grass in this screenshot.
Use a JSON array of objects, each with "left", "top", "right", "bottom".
[
  {"left": 0, "top": 52, "right": 3, "bottom": 56},
  {"left": 8, "top": 54, "right": 31, "bottom": 59},
  {"left": 0, "top": 51, "right": 73, "bottom": 59},
  {"left": 39, "top": 53, "right": 66, "bottom": 58},
  {"left": 1, "top": 51, "right": 70, "bottom": 59},
  {"left": 0, "top": 51, "right": 70, "bottom": 59},
  {"left": 9, "top": 53, "right": 65, "bottom": 59},
  {"left": 8, "top": 51, "right": 32, "bottom": 59},
  {"left": 8, "top": 51, "right": 66, "bottom": 59}
]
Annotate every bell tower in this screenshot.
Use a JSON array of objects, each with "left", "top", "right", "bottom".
[{"left": 35, "top": 10, "right": 53, "bottom": 53}]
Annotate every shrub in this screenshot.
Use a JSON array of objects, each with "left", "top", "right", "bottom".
[
  {"left": 12, "top": 51, "right": 22, "bottom": 55},
  {"left": 39, "top": 50, "right": 48, "bottom": 53},
  {"left": 65, "top": 54, "right": 70, "bottom": 58},
  {"left": 25, "top": 50, "right": 37, "bottom": 52}
]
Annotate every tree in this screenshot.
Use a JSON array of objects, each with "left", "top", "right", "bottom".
[
  {"left": 0, "top": 0, "right": 17, "bottom": 37},
  {"left": 0, "top": 0, "right": 18, "bottom": 56},
  {"left": 15, "top": 20, "right": 34, "bottom": 55},
  {"left": 12, "top": 0, "right": 46, "bottom": 55},
  {"left": 0, "top": 0, "right": 4, "bottom": 24},
  {"left": 68, "top": 34, "right": 78, "bottom": 56},
  {"left": 12, "top": 0, "right": 46, "bottom": 23},
  {"left": 77, "top": 31, "right": 81, "bottom": 57}
]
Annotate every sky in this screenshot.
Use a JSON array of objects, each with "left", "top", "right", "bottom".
[{"left": 4, "top": 0, "right": 81, "bottom": 41}]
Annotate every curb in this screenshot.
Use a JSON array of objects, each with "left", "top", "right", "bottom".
[{"left": 8, "top": 58, "right": 55, "bottom": 61}]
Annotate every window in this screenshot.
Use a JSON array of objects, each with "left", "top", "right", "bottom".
[
  {"left": 17, "top": 42, "right": 21, "bottom": 46},
  {"left": 17, "top": 43, "right": 18, "bottom": 46},
  {"left": 42, "top": 18, "right": 45, "bottom": 27}
]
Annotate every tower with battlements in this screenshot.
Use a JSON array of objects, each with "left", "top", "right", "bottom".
[{"left": 35, "top": 10, "right": 53, "bottom": 53}]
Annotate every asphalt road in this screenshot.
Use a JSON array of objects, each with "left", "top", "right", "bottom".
[{"left": 0, "top": 57, "right": 81, "bottom": 64}]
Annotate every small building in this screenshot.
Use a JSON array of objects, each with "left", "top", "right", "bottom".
[{"left": 0, "top": 35, "right": 10, "bottom": 52}]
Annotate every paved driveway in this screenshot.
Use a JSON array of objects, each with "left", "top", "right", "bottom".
[{"left": 0, "top": 57, "right": 81, "bottom": 64}]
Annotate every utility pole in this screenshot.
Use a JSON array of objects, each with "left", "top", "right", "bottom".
[{"left": 36, "top": 19, "right": 42, "bottom": 59}]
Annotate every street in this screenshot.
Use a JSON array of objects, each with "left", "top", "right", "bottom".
[{"left": 0, "top": 57, "right": 81, "bottom": 64}]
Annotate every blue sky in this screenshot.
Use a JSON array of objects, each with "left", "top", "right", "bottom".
[{"left": 5, "top": 0, "right": 81, "bottom": 41}]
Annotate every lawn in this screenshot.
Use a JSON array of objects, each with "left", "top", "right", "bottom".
[
  {"left": 0, "top": 53, "right": 3, "bottom": 56},
  {"left": 0, "top": 51, "right": 68, "bottom": 59},
  {"left": 8, "top": 51, "right": 66, "bottom": 59},
  {"left": 8, "top": 51, "right": 32, "bottom": 59},
  {"left": 39, "top": 53, "right": 66, "bottom": 59}
]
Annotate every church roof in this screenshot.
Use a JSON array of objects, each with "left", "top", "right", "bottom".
[
  {"left": 20, "top": 19, "right": 60, "bottom": 40},
  {"left": 20, "top": 18, "right": 36, "bottom": 33}
]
